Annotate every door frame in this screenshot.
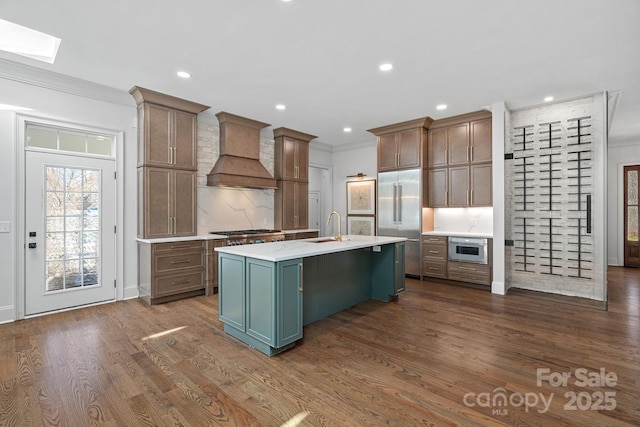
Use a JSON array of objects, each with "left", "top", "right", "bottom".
[
  {"left": 15, "top": 114, "right": 125, "bottom": 319},
  {"left": 617, "top": 161, "right": 639, "bottom": 267}
]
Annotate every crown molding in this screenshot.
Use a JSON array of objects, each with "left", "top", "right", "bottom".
[{"left": 0, "top": 58, "right": 132, "bottom": 107}]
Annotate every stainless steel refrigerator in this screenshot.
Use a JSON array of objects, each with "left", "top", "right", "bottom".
[{"left": 377, "top": 169, "right": 421, "bottom": 277}]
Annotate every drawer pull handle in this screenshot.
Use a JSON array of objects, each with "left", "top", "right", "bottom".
[
  {"left": 457, "top": 266, "right": 477, "bottom": 271},
  {"left": 170, "top": 279, "right": 191, "bottom": 286},
  {"left": 429, "top": 250, "right": 440, "bottom": 254},
  {"left": 429, "top": 267, "right": 439, "bottom": 270},
  {"left": 170, "top": 260, "right": 192, "bottom": 264},
  {"left": 170, "top": 245, "right": 192, "bottom": 249}
]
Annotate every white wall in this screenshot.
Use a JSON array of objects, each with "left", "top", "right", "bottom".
[
  {"left": 328, "top": 142, "right": 377, "bottom": 236},
  {"left": 608, "top": 141, "right": 640, "bottom": 265},
  {"left": 0, "top": 67, "right": 137, "bottom": 323}
]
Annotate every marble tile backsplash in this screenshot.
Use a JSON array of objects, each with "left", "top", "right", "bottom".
[
  {"left": 197, "top": 186, "right": 275, "bottom": 233},
  {"left": 433, "top": 207, "right": 494, "bottom": 235}
]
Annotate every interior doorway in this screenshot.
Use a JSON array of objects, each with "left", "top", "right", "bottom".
[{"left": 624, "top": 165, "right": 640, "bottom": 267}]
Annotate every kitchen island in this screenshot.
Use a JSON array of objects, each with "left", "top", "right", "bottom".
[{"left": 216, "top": 235, "right": 406, "bottom": 356}]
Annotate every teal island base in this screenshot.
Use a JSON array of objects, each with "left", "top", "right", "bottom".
[{"left": 218, "top": 240, "right": 405, "bottom": 356}]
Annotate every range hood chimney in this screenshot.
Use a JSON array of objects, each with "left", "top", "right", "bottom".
[{"left": 207, "top": 112, "right": 277, "bottom": 189}]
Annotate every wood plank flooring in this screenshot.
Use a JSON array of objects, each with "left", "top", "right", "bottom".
[{"left": 1, "top": 266, "right": 639, "bottom": 426}]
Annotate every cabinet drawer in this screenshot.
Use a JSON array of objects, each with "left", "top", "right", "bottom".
[
  {"left": 423, "top": 260, "right": 447, "bottom": 279},
  {"left": 154, "top": 271, "right": 204, "bottom": 297},
  {"left": 154, "top": 240, "right": 204, "bottom": 253},
  {"left": 447, "top": 261, "right": 491, "bottom": 285},
  {"left": 154, "top": 251, "right": 204, "bottom": 274},
  {"left": 423, "top": 245, "right": 447, "bottom": 260},
  {"left": 421, "top": 236, "right": 447, "bottom": 246}
]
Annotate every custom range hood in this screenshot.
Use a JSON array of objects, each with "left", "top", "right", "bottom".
[{"left": 207, "top": 111, "right": 277, "bottom": 189}]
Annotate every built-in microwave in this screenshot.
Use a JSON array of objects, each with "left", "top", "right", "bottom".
[{"left": 448, "top": 236, "right": 488, "bottom": 264}]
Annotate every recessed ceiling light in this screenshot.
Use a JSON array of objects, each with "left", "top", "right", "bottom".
[
  {"left": 436, "top": 104, "right": 447, "bottom": 110},
  {"left": 544, "top": 96, "right": 554, "bottom": 102},
  {"left": 177, "top": 71, "right": 191, "bottom": 79},
  {"left": 276, "top": 104, "right": 286, "bottom": 110},
  {"left": 343, "top": 127, "right": 352, "bottom": 133},
  {"left": 379, "top": 63, "right": 393, "bottom": 72},
  {"left": 0, "top": 18, "right": 61, "bottom": 64}
]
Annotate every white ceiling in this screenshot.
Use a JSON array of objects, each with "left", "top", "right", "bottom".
[{"left": 1, "top": 0, "right": 639, "bottom": 147}]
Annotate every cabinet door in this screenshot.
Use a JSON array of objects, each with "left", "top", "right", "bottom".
[
  {"left": 173, "top": 110, "right": 197, "bottom": 170},
  {"left": 470, "top": 118, "right": 492, "bottom": 164},
  {"left": 394, "top": 242, "right": 405, "bottom": 293},
  {"left": 144, "top": 104, "right": 172, "bottom": 167},
  {"left": 471, "top": 164, "right": 492, "bottom": 206},
  {"left": 277, "top": 259, "right": 303, "bottom": 346},
  {"left": 397, "top": 128, "right": 421, "bottom": 169},
  {"left": 281, "top": 137, "right": 297, "bottom": 180},
  {"left": 448, "top": 123, "right": 470, "bottom": 165},
  {"left": 428, "top": 127, "right": 448, "bottom": 167},
  {"left": 173, "top": 170, "right": 197, "bottom": 236},
  {"left": 429, "top": 168, "right": 448, "bottom": 207},
  {"left": 296, "top": 182, "right": 309, "bottom": 229},
  {"left": 218, "top": 254, "right": 246, "bottom": 330},
  {"left": 246, "top": 259, "right": 276, "bottom": 345},
  {"left": 296, "top": 140, "right": 309, "bottom": 181},
  {"left": 144, "top": 167, "right": 172, "bottom": 238},
  {"left": 448, "top": 166, "right": 470, "bottom": 207},
  {"left": 377, "top": 133, "right": 398, "bottom": 171},
  {"left": 277, "top": 181, "right": 297, "bottom": 230}
]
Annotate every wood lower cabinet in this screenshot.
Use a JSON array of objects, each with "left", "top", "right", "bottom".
[
  {"left": 275, "top": 181, "right": 308, "bottom": 230},
  {"left": 138, "top": 240, "right": 205, "bottom": 304},
  {"left": 206, "top": 239, "right": 226, "bottom": 294},
  {"left": 138, "top": 167, "right": 196, "bottom": 238},
  {"left": 447, "top": 261, "right": 491, "bottom": 286},
  {"left": 422, "top": 236, "right": 448, "bottom": 279}
]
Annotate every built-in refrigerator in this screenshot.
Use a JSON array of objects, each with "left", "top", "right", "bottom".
[{"left": 377, "top": 169, "right": 421, "bottom": 277}]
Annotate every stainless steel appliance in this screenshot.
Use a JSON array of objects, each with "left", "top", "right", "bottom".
[
  {"left": 377, "top": 169, "right": 421, "bottom": 276},
  {"left": 211, "top": 229, "right": 285, "bottom": 246},
  {"left": 448, "top": 236, "right": 488, "bottom": 264}
]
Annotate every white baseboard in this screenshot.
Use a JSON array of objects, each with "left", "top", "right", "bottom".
[
  {"left": 123, "top": 286, "right": 139, "bottom": 300},
  {"left": 491, "top": 280, "right": 506, "bottom": 295},
  {"left": 0, "top": 305, "right": 15, "bottom": 324},
  {"left": 608, "top": 258, "right": 621, "bottom": 266}
]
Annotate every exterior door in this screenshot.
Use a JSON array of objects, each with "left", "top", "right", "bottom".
[
  {"left": 25, "top": 151, "right": 116, "bottom": 315},
  {"left": 624, "top": 165, "right": 640, "bottom": 267}
]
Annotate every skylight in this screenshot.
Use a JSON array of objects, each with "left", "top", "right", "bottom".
[{"left": 0, "top": 19, "right": 61, "bottom": 64}]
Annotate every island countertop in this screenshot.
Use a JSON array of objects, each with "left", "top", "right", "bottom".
[{"left": 215, "top": 235, "right": 407, "bottom": 262}]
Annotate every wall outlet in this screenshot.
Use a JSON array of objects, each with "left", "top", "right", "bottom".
[{"left": 0, "top": 221, "right": 10, "bottom": 233}]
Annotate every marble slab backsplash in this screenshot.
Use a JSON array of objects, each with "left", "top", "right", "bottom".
[
  {"left": 432, "top": 207, "right": 493, "bottom": 234},
  {"left": 197, "top": 186, "right": 275, "bottom": 233}
]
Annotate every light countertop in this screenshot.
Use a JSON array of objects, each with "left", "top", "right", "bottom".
[
  {"left": 422, "top": 231, "right": 493, "bottom": 239},
  {"left": 216, "top": 235, "right": 407, "bottom": 262},
  {"left": 137, "top": 234, "right": 227, "bottom": 244},
  {"left": 282, "top": 229, "right": 319, "bottom": 234}
]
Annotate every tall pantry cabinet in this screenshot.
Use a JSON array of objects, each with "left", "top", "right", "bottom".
[
  {"left": 129, "top": 86, "right": 210, "bottom": 238},
  {"left": 273, "top": 127, "right": 317, "bottom": 230}
]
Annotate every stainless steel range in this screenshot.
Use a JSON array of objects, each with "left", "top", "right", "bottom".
[{"left": 212, "top": 229, "right": 285, "bottom": 246}]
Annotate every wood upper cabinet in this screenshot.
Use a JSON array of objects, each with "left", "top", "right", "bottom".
[
  {"left": 130, "top": 86, "right": 209, "bottom": 239},
  {"left": 425, "top": 111, "right": 492, "bottom": 208},
  {"left": 275, "top": 181, "right": 309, "bottom": 230},
  {"left": 470, "top": 117, "right": 492, "bottom": 164},
  {"left": 139, "top": 103, "right": 197, "bottom": 170},
  {"left": 447, "top": 123, "right": 470, "bottom": 166},
  {"left": 139, "top": 167, "right": 196, "bottom": 238},
  {"left": 274, "top": 128, "right": 316, "bottom": 182},
  {"left": 368, "top": 117, "right": 432, "bottom": 172},
  {"left": 276, "top": 137, "right": 309, "bottom": 181}
]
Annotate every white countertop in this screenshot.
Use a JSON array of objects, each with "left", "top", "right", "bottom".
[
  {"left": 216, "top": 235, "right": 407, "bottom": 262},
  {"left": 282, "top": 229, "right": 319, "bottom": 234},
  {"left": 422, "top": 231, "right": 493, "bottom": 239},
  {"left": 137, "top": 234, "right": 227, "bottom": 244}
]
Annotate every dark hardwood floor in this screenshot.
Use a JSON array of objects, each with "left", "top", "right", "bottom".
[{"left": 1, "top": 266, "right": 639, "bottom": 426}]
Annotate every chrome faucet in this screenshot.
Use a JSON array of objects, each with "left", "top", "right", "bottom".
[{"left": 327, "top": 211, "right": 342, "bottom": 241}]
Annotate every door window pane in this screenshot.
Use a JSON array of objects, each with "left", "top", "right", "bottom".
[
  {"left": 26, "top": 124, "right": 114, "bottom": 157},
  {"left": 628, "top": 206, "right": 638, "bottom": 242},
  {"left": 45, "top": 166, "right": 101, "bottom": 291},
  {"left": 59, "top": 130, "right": 86, "bottom": 153},
  {"left": 628, "top": 170, "right": 638, "bottom": 205},
  {"left": 27, "top": 126, "right": 57, "bottom": 149}
]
